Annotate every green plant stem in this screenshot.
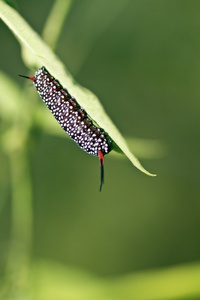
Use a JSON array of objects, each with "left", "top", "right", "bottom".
[
  {"left": 73, "top": 0, "right": 131, "bottom": 76},
  {"left": 6, "top": 148, "right": 33, "bottom": 300},
  {"left": 42, "top": 0, "right": 73, "bottom": 50}
]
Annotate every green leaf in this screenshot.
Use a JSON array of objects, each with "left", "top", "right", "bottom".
[
  {"left": 0, "top": 70, "right": 163, "bottom": 161},
  {"left": 0, "top": 1, "right": 156, "bottom": 176}
]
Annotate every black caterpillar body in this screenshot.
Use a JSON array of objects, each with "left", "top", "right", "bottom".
[{"left": 19, "top": 66, "right": 113, "bottom": 191}]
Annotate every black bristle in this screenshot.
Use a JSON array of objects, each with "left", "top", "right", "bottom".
[
  {"left": 98, "top": 150, "right": 104, "bottom": 192},
  {"left": 18, "top": 74, "right": 30, "bottom": 79}
]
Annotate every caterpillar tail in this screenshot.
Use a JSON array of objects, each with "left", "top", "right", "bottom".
[{"left": 98, "top": 150, "right": 104, "bottom": 192}]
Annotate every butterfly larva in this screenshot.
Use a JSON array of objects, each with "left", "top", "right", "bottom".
[{"left": 19, "top": 66, "right": 113, "bottom": 191}]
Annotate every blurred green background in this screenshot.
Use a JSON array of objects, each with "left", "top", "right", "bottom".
[{"left": 1, "top": 0, "right": 200, "bottom": 299}]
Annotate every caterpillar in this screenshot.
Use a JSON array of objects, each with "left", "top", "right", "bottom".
[{"left": 19, "top": 66, "right": 113, "bottom": 191}]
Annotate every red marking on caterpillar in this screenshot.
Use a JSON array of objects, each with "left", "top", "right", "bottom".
[{"left": 19, "top": 66, "right": 113, "bottom": 191}]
